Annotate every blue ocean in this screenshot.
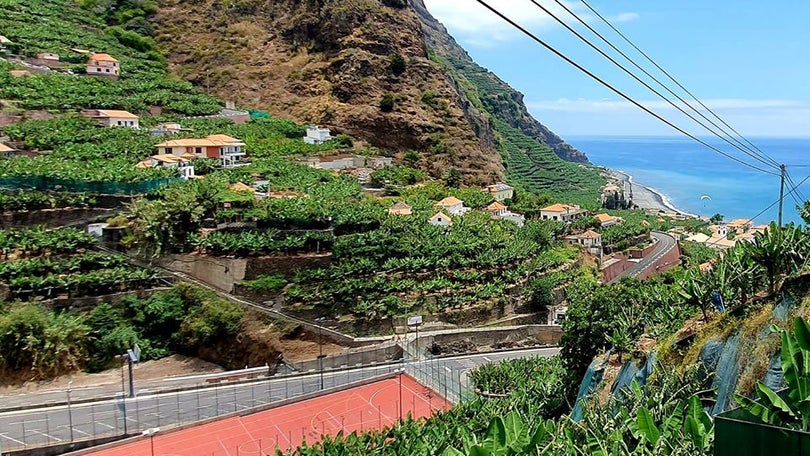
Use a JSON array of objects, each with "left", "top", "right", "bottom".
[{"left": 566, "top": 136, "right": 810, "bottom": 225}]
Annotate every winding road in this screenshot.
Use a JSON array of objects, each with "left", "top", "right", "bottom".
[{"left": 611, "top": 231, "right": 679, "bottom": 282}]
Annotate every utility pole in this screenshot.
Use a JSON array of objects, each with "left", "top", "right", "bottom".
[{"left": 778, "top": 164, "right": 786, "bottom": 228}]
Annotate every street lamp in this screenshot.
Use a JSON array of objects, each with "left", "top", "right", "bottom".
[
  {"left": 67, "top": 380, "right": 74, "bottom": 442},
  {"left": 143, "top": 427, "right": 160, "bottom": 456},
  {"left": 397, "top": 368, "right": 404, "bottom": 421}
]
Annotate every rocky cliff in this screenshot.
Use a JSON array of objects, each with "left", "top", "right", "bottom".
[
  {"left": 409, "top": 0, "right": 588, "bottom": 164},
  {"left": 153, "top": 0, "right": 589, "bottom": 186}
]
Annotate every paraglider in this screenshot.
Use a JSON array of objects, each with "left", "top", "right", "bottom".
[{"left": 700, "top": 195, "right": 711, "bottom": 208}]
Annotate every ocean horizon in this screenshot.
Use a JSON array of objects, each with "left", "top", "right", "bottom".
[{"left": 565, "top": 135, "right": 810, "bottom": 225}]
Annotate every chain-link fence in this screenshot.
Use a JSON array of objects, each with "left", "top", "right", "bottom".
[
  {"left": 401, "top": 338, "right": 472, "bottom": 404},
  {"left": 0, "top": 363, "right": 401, "bottom": 453},
  {"left": 0, "top": 176, "right": 180, "bottom": 194}
]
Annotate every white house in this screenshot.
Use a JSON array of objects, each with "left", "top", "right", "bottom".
[
  {"left": 154, "top": 134, "right": 247, "bottom": 169},
  {"left": 86, "top": 53, "right": 119, "bottom": 78},
  {"left": 428, "top": 212, "right": 453, "bottom": 227},
  {"left": 594, "top": 213, "right": 623, "bottom": 227},
  {"left": 484, "top": 183, "right": 514, "bottom": 201},
  {"left": 540, "top": 204, "right": 588, "bottom": 223},
  {"left": 485, "top": 201, "right": 508, "bottom": 217},
  {"left": 135, "top": 154, "right": 194, "bottom": 179},
  {"left": 304, "top": 125, "right": 332, "bottom": 144},
  {"left": 0, "top": 143, "right": 15, "bottom": 158},
  {"left": 435, "top": 197, "right": 470, "bottom": 216},
  {"left": 150, "top": 122, "right": 189, "bottom": 137},
  {"left": 564, "top": 230, "right": 602, "bottom": 257},
  {"left": 82, "top": 109, "right": 139, "bottom": 128}
]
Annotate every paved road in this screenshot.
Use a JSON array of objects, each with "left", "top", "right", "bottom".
[
  {"left": 612, "top": 231, "right": 678, "bottom": 282},
  {"left": 0, "top": 347, "right": 558, "bottom": 452}
]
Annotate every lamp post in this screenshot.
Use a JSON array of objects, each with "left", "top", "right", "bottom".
[
  {"left": 115, "top": 354, "right": 128, "bottom": 434},
  {"left": 398, "top": 369, "right": 403, "bottom": 421},
  {"left": 142, "top": 427, "right": 160, "bottom": 456},
  {"left": 317, "top": 324, "right": 326, "bottom": 390},
  {"left": 66, "top": 380, "right": 74, "bottom": 442}
]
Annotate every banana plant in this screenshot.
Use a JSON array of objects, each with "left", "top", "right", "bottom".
[{"left": 736, "top": 316, "right": 810, "bottom": 431}]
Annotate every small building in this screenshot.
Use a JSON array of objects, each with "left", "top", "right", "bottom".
[
  {"left": 499, "top": 212, "right": 526, "bottom": 227},
  {"left": 150, "top": 123, "right": 189, "bottom": 137},
  {"left": 484, "top": 201, "right": 508, "bottom": 217},
  {"left": 540, "top": 204, "right": 588, "bottom": 222},
  {"left": 0, "top": 143, "right": 15, "bottom": 158},
  {"left": 304, "top": 125, "right": 332, "bottom": 145},
  {"left": 428, "top": 212, "right": 453, "bottom": 227},
  {"left": 32, "top": 52, "right": 61, "bottom": 67},
  {"left": 484, "top": 183, "right": 514, "bottom": 201},
  {"left": 82, "top": 109, "right": 140, "bottom": 128},
  {"left": 135, "top": 154, "right": 194, "bottom": 179},
  {"left": 564, "top": 229, "right": 602, "bottom": 249},
  {"left": 0, "top": 35, "right": 15, "bottom": 54},
  {"left": 727, "top": 218, "right": 753, "bottom": 235},
  {"left": 389, "top": 201, "right": 413, "bottom": 216},
  {"left": 86, "top": 53, "right": 119, "bottom": 78},
  {"left": 435, "top": 196, "right": 469, "bottom": 216},
  {"left": 594, "top": 213, "right": 622, "bottom": 227},
  {"left": 710, "top": 224, "right": 728, "bottom": 238},
  {"left": 155, "top": 134, "right": 247, "bottom": 169}
]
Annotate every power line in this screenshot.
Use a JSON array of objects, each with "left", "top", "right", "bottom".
[
  {"left": 785, "top": 170, "right": 807, "bottom": 205},
  {"left": 472, "top": 0, "right": 780, "bottom": 177},
  {"left": 528, "top": 0, "right": 780, "bottom": 171},
  {"left": 577, "top": 0, "right": 781, "bottom": 170}
]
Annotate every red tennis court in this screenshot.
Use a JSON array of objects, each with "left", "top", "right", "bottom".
[{"left": 83, "top": 374, "right": 447, "bottom": 456}]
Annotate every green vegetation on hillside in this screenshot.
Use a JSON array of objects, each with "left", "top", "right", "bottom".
[
  {"left": 0, "top": 284, "right": 247, "bottom": 379},
  {"left": 430, "top": 52, "right": 604, "bottom": 206}
]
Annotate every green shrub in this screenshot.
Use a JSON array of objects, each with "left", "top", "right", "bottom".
[
  {"left": 380, "top": 94, "right": 396, "bottom": 112},
  {"left": 388, "top": 53, "right": 407, "bottom": 76}
]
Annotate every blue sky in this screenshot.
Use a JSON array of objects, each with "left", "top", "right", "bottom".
[{"left": 422, "top": 0, "right": 810, "bottom": 137}]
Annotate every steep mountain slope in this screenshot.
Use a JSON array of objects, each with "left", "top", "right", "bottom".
[
  {"left": 153, "top": 0, "right": 600, "bottom": 197},
  {"left": 153, "top": 0, "right": 502, "bottom": 184},
  {"left": 410, "top": 0, "right": 587, "bottom": 165}
]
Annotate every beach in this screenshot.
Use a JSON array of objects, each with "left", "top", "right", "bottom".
[{"left": 609, "top": 170, "right": 697, "bottom": 217}]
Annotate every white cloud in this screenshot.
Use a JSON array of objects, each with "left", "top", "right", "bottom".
[
  {"left": 423, "top": 0, "right": 639, "bottom": 46},
  {"left": 609, "top": 12, "right": 640, "bottom": 23},
  {"left": 526, "top": 98, "right": 806, "bottom": 113},
  {"left": 524, "top": 98, "right": 810, "bottom": 137}
]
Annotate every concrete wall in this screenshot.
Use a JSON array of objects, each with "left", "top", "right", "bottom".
[
  {"left": 278, "top": 343, "right": 403, "bottom": 373},
  {"left": 413, "top": 325, "right": 562, "bottom": 352},
  {"left": 0, "top": 208, "right": 114, "bottom": 228},
  {"left": 158, "top": 253, "right": 334, "bottom": 294}
]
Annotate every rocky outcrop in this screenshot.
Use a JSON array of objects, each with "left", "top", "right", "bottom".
[
  {"left": 409, "top": 0, "right": 588, "bottom": 163},
  {"left": 154, "top": 0, "right": 503, "bottom": 184}
]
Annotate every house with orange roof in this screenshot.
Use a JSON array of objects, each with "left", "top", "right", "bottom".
[
  {"left": 155, "top": 134, "right": 247, "bottom": 168},
  {"left": 389, "top": 201, "right": 413, "bottom": 216},
  {"left": 135, "top": 154, "right": 194, "bottom": 179},
  {"left": 428, "top": 211, "right": 453, "bottom": 227},
  {"left": 82, "top": 109, "right": 139, "bottom": 128},
  {"left": 727, "top": 218, "right": 753, "bottom": 234},
  {"left": 564, "top": 229, "right": 603, "bottom": 256},
  {"left": 539, "top": 203, "right": 588, "bottom": 223},
  {"left": 484, "top": 201, "right": 508, "bottom": 217},
  {"left": 435, "top": 196, "right": 469, "bottom": 216},
  {"left": 86, "top": 53, "right": 119, "bottom": 78},
  {"left": 594, "top": 213, "right": 623, "bottom": 227},
  {"left": 0, "top": 143, "right": 15, "bottom": 158}
]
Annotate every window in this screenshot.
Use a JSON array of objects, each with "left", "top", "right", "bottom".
[
  {"left": 195, "top": 147, "right": 203, "bottom": 154},
  {"left": 165, "top": 147, "right": 172, "bottom": 154},
  {"left": 96, "top": 68, "right": 101, "bottom": 72},
  {"left": 105, "top": 69, "right": 110, "bottom": 73}
]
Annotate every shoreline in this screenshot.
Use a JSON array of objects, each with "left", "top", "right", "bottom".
[{"left": 608, "top": 169, "right": 700, "bottom": 218}]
